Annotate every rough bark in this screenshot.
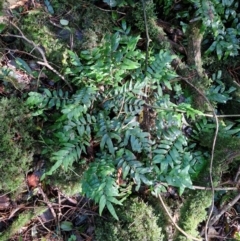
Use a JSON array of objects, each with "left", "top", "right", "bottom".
[
  {"left": 185, "top": 20, "right": 212, "bottom": 111},
  {"left": 187, "top": 21, "right": 204, "bottom": 78}
]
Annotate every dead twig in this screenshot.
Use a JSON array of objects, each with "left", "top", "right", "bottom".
[
  {"left": 156, "top": 181, "right": 239, "bottom": 191},
  {"left": 158, "top": 194, "right": 202, "bottom": 241},
  {"left": 38, "top": 187, "right": 57, "bottom": 222},
  {"left": 94, "top": 6, "right": 126, "bottom": 15},
  {"left": 37, "top": 216, "right": 55, "bottom": 235},
  {"left": 193, "top": 185, "right": 238, "bottom": 191},
  {"left": 141, "top": 0, "right": 151, "bottom": 97},
  {"left": 209, "top": 192, "right": 240, "bottom": 226},
  {"left": 234, "top": 166, "right": 240, "bottom": 182}
]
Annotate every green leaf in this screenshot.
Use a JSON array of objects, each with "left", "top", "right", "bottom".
[
  {"left": 122, "top": 58, "right": 140, "bottom": 70},
  {"left": 216, "top": 43, "right": 223, "bottom": 60},
  {"left": 153, "top": 154, "right": 165, "bottom": 164},
  {"left": 44, "top": 89, "right": 52, "bottom": 97},
  {"left": 60, "top": 221, "right": 73, "bottom": 231},
  {"left": 107, "top": 196, "right": 122, "bottom": 205},
  {"left": 0, "top": 23, "right": 6, "bottom": 33},
  {"left": 68, "top": 50, "right": 82, "bottom": 66},
  {"left": 106, "top": 201, "right": 118, "bottom": 220},
  {"left": 111, "top": 32, "right": 120, "bottom": 51},
  {"left": 26, "top": 92, "right": 45, "bottom": 107},
  {"left": 60, "top": 19, "right": 69, "bottom": 26},
  {"left": 100, "top": 133, "right": 108, "bottom": 150},
  {"left": 140, "top": 174, "right": 153, "bottom": 185},
  {"left": 44, "top": 0, "right": 54, "bottom": 14},
  {"left": 122, "top": 20, "right": 127, "bottom": 31},
  {"left": 15, "top": 57, "right": 32, "bottom": 74},
  {"left": 163, "top": 80, "right": 172, "bottom": 90},
  {"left": 99, "top": 195, "right": 107, "bottom": 215},
  {"left": 123, "top": 162, "right": 130, "bottom": 179}
]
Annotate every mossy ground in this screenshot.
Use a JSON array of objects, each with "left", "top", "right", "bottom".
[
  {"left": 94, "top": 196, "right": 165, "bottom": 241},
  {"left": 1, "top": 0, "right": 240, "bottom": 240},
  {"left": 0, "top": 98, "right": 35, "bottom": 196}
]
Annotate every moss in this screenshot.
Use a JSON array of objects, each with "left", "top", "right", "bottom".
[
  {"left": 48, "top": 170, "right": 83, "bottom": 196},
  {"left": 0, "top": 98, "right": 35, "bottom": 195},
  {"left": 76, "top": 3, "right": 114, "bottom": 50},
  {"left": 94, "top": 196, "right": 165, "bottom": 241},
  {"left": 0, "top": 207, "right": 46, "bottom": 240},
  {"left": 199, "top": 131, "right": 240, "bottom": 160},
  {"left": 18, "top": 1, "right": 114, "bottom": 82},
  {"left": 147, "top": 195, "right": 172, "bottom": 240},
  {"left": 187, "top": 21, "right": 204, "bottom": 77},
  {"left": 173, "top": 130, "right": 240, "bottom": 240},
  {"left": 132, "top": 1, "right": 159, "bottom": 40},
  {"left": 0, "top": 211, "right": 33, "bottom": 240},
  {"left": 20, "top": 9, "right": 67, "bottom": 64},
  {"left": 174, "top": 190, "right": 212, "bottom": 241}
]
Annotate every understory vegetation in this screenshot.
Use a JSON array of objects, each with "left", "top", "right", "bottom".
[{"left": 1, "top": 0, "right": 240, "bottom": 240}]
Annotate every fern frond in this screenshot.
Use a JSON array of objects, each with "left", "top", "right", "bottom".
[
  {"left": 123, "top": 95, "right": 145, "bottom": 115},
  {"left": 47, "top": 141, "right": 83, "bottom": 175},
  {"left": 96, "top": 113, "right": 121, "bottom": 155},
  {"left": 153, "top": 134, "right": 187, "bottom": 173},
  {"left": 61, "top": 87, "right": 97, "bottom": 120},
  {"left": 115, "top": 149, "right": 153, "bottom": 190},
  {"left": 26, "top": 88, "right": 69, "bottom": 112},
  {"left": 71, "top": 86, "right": 97, "bottom": 106},
  {"left": 122, "top": 127, "right": 152, "bottom": 153},
  {"left": 82, "top": 157, "right": 123, "bottom": 220},
  {"left": 113, "top": 79, "right": 147, "bottom": 96},
  {"left": 147, "top": 50, "right": 177, "bottom": 88}
]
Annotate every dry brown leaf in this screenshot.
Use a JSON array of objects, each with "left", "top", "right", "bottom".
[{"left": 27, "top": 172, "right": 40, "bottom": 188}]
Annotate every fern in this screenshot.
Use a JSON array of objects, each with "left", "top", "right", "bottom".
[
  {"left": 96, "top": 113, "right": 121, "bottom": 155},
  {"left": 147, "top": 50, "right": 177, "bottom": 89},
  {"left": 122, "top": 126, "right": 152, "bottom": 153},
  {"left": 27, "top": 88, "right": 68, "bottom": 111},
  {"left": 81, "top": 156, "right": 123, "bottom": 220},
  {"left": 175, "top": 0, "right": 240, "bottom": 59},
  {"left": 61, "top": 87, "right": 97, "bottom": 119},
  {"left": 103, "top": 80, "right": 147, "bottom": 115},
  {"left": 123, "top": 96, "right": 145, "bottom": 115},
  {"left": 115, "top": 149, "right": 153, "bottom": 190},
  {"left": 186, "top": 144, "right": 209, "bottom": 180},
  {"left": 47, "top": 141, "right": 82, "bottom": 175},
  {"left": 25, "top": 21, "right": 214, "bottom": 219},
  {"left": 27, "top": 87, "right": 98, "bottom": 177},
  {"left": 65, "top": 27, "right": 144, "bottom": 86},
  {"left": 206, "top": 78, "right": 236, "bottom": 104}
]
